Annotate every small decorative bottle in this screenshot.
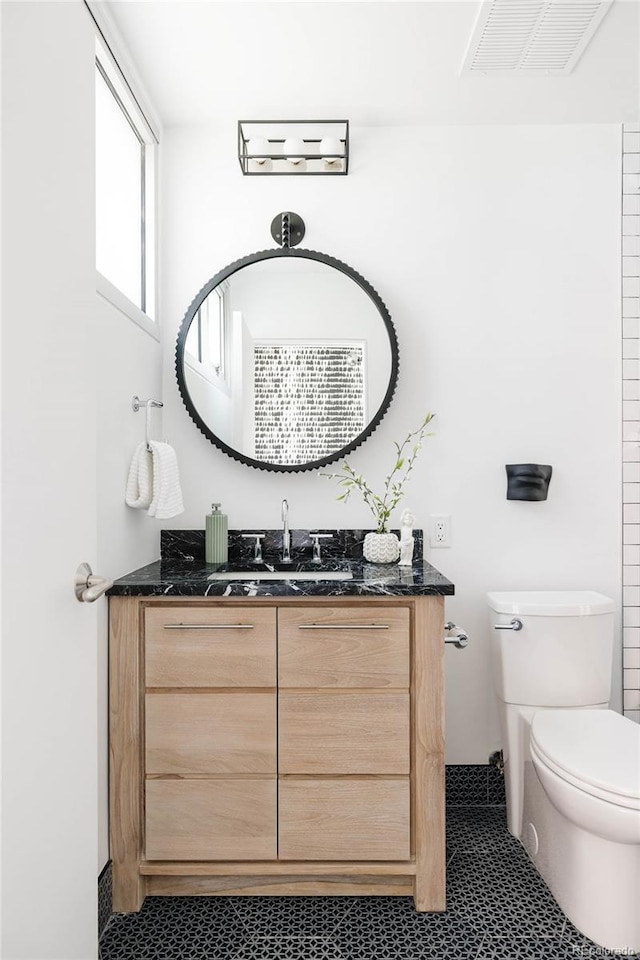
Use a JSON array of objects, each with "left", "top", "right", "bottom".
[{"left": 205, "top": 503, "right": 228, "bottom": 564}]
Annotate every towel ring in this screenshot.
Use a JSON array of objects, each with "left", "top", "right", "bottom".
[{"left": 132, "top": 395, "right": 163, "bottom": 451}]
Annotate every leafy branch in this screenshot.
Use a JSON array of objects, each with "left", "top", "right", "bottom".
[{"left": 321, "top": 413, "right": 435, "bottom": 533}]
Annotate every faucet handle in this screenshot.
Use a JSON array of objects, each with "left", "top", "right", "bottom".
[
  {"left": 241, "top": 533, "right": 265, "bottom": 562},
  {"left": 309, "top": 532, "right": 333, "bottom": 562}
]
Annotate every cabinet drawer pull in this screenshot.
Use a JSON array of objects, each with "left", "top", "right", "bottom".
[
  {"left": 163, "top": 623, "right": 255, "bottom": 630},
  {"left": 298, "top": 623, "right": 389, "bottom": 630}
]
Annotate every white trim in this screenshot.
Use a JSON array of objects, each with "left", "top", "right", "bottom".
[
  {"left": 94, "top": 33, "right": 159, "bottom": 332},
  {"left": 97, "top": 271, "right": 160, "bottom": 342},
  {"left": 145, "top": 139, "right": 157, "bottom": 322},
  {"left": 95, "top": 38, "right": 155, "bottom": 145},
  {"left": 85, "top": 0, "right": 162, "bottom": 142},
  {"left": 184, "top": 353, "right": 232, "bottom": 400},
  {"left": 184, "top": 351, "right": 230, "bottom": 392}
]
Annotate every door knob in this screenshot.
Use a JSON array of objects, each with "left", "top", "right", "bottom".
[{"left": 74, "top": 562, "right": 114, "bottom": 603}]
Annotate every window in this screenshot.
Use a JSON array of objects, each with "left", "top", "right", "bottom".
[
  {"left": 186, "top": 282, "right": 229, "bottom": 385},
  {"left": 95, "top": 43, "right": 156, "bottom": 323}
]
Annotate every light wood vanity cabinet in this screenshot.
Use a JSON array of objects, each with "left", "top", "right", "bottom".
[
  {"left": 109, "top": 596, "right": 444, "bottom": 913},
  {"left": 143, "top": 606, "right": 276, "bottom": 862},
  {"left": 277, "top": 606, "right": 410, "bottom": 861}
]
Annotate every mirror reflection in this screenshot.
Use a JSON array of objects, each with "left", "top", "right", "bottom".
[{"left": 178, "top": 253, "right": 396, "bottom": 470}]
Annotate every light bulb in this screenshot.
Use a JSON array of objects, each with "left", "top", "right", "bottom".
[
  {"left": 247, "top": 136, "right": 270, "bottom": 164},
  {"left": 284, "top": 137, "right": 306, "bottom": 164},
  {"left": 320, "top": 136, "right": 343, "bottom": 164}
]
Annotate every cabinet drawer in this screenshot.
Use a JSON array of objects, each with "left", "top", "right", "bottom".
[
  {"left": 279, "top": 778, "right": 410, "bottom": 861},
  {"left": 279, "top": 692, "right": 409, "bottom": 774},
  {"left": 145, "top": 607, "right": 276, "bottom": 687},
  {"left": 278, "top": 607, "right": 409, "bottom": 689},
  {"left": 145, "top": 779, "right": 276, "bottom": 860},
  {"left": 146, "top": 693, "right": 276, "bottom": 775}
]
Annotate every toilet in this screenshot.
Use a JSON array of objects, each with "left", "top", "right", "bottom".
[{"left": 487, "top": 591, "right": 640, "bottom": 953}]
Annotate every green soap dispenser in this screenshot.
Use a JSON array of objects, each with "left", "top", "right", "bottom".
[{"left": 205, "top": 503, "right": 228, "bottom": 564}]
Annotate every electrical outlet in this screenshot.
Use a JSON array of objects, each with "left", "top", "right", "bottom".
[{"left": 429, "top": 514, "right": 451, "bottom": 548}]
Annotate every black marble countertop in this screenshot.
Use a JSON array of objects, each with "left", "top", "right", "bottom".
[
  {"left": 107, "top": 528, "right": 454, "bottom": 598},
  {"left": 108, "top": 558, "right": 454, "bottom": 598}
]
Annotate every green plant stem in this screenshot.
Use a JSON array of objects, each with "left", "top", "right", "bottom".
[{"left": 321, "top": 413, "right": 434, "bottom": 533}]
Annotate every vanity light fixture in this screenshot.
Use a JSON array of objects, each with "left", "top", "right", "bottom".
[
  {"left": 319, "top": 136, "right": 343, "bottom": 165},
  {"left": 283, "top": 136, "right": 306, "bottom": 164},
  {"left": 246, "top": 136, "right": 270, "bottom": 164},
  {"left": 238, "top": 120, "right": 349, "bottom": 175}
]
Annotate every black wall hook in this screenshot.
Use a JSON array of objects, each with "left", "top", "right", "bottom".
[
  {"left": 506, "top": 464, "right": 552, "bottom": 501},
  {"left": 270, "top": 211, "right": 305, "bottom": 247}
]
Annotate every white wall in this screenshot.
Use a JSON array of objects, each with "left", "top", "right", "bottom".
[
  {"left": 162, "top": 123, "right": 621, "bottom": 763},
  {"left": 1, "top": 3, "right": 162, "bottom": 956},
  {"left": 95, "top": 297, "right": 162, "bottom": 869},
  {"left": 89, "top": 3, "right": 166, "bottom": 875}
]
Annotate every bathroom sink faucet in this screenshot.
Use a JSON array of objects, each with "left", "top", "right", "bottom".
[{"left": 281, "top": 499, "right": 291, "bottom": 563}]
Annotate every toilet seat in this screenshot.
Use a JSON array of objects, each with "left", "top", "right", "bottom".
[{"left": 530, "top": 710, "right": 640, "bottom": 811}]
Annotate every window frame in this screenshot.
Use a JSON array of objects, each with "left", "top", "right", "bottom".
[
  {"left": 94, "top": 37, "right": 159, "bottom": 340},
  {"left": 185, "top": 282, "right": 231, "bottom": 395}
]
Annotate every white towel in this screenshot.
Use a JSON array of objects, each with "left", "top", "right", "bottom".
[
  {"left": 147, "top": 441, "right": 184, "bottom": 519},
  {"left": 125, "top": 442, "right": 153, "bottom": 509},
  {"left": 125, "top": 441, "right": 184, "bottom": 519}
]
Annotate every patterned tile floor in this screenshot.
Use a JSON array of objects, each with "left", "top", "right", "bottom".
[{"left": 100, "top": 807, "right": 638, "bottom": 959}]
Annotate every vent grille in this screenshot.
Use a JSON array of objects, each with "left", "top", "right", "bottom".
[{"left": 462, "top": 0, "right": 612, "bottom": 75}]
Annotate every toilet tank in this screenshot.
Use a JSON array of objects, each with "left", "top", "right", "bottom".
[{"left": 487, "top": 591, "right": 615, "bottom": 707}]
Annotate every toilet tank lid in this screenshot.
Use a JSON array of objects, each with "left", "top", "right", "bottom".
[
  {"left": 487, "top": 591, "right": 615, "bottom": 616},
  {"left": 531, "top": 710, "right": 640, "bottom": 801}
]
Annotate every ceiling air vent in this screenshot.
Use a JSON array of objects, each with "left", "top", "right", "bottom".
[{"left": 461, "top": 0, "right": 613, "bottom": 75}]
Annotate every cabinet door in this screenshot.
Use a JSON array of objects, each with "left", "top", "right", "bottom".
[
  {"left": 146, "top": 779, "right": 276, "bottom": 860},
  {"left": 279, "top": 778, "right": 410, "bottom": 860},
  {"left": 146, "top": 693, "right": 276, "bottom": 775},
  {"left": 278, "top": 606, "right": 409, "bottom": 688},
  {"left": 145, "top": 606, "right": 276, "bottom": 687},
  {"left": 277, "top": 604, "right": 411, "bottom": 862},
  {"left": 144, "top": 605, "right": 278, "bottom": 862},
  {"left": 279, "top": 692, "right": 409, "bottom": 774}
]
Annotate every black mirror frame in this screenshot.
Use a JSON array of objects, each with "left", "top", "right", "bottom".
[{"left": 175, "top": 246, "right": 399, "bottom": 473}]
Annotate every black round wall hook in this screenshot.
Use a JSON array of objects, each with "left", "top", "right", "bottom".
[{"left": 270, "top": 211, "right": 305, "bottom": 247}]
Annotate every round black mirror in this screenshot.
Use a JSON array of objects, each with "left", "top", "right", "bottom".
[{"left": 175, "top": 246, "right": 399, "bottom": 472}]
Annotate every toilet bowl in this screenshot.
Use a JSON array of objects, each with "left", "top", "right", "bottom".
[
  {"left": 488, "top": 591, "right": 640, "bottom": 953},
  {"left": 526, "top": 710, "right": 640, "bottom": 951},
  {"left": 531, "top": 710, "right": 640, "bottom": 842}
]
